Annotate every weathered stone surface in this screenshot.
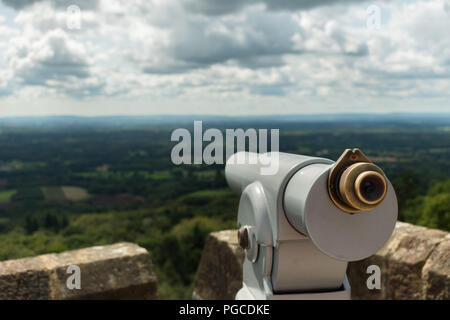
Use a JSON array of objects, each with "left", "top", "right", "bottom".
[
  {"left": 347, "top": 222, "right": 427, "bottom": 299},
  {"left": 387, "top": 228, "right": 447, "bottom": 299},
  {"left": 0, "top": 257, "right": 52, "bottom": 299},
  {"left": 421, "top": 235, "right": 450, "bottom": 299},
  {"left": 195, "top": 222, "right": 449, "bottom": 300},
  {"left": 193, "top": 230, "right": 244, "bottom": 300},
  {"left": 0, "top": 243, "right": 158, "bottom": 300}
]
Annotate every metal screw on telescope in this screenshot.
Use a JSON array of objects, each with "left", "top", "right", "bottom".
[{"left": 238, "top": 227, "right": 249, "bottom": 250}]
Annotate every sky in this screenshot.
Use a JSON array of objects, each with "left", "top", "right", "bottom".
[{"left": 0, "top": 0, "right": 449, "bottom": 117}]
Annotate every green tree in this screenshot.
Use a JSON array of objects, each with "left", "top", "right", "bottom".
[
  {"left": 0, "top": 218, "right": 11, "bottom": 234},
  {"left": 428, "top": 179, "right": 450, "bottom": 196},
  {"left": 393, "top": 170, "right": 420, "bottom": 221},
  {"left": 60, "top": 215, "right": 69, "bottom": 229},
  {"left": 403, "top": 179, "right": 450, "bottom": 231},
  {"left": 419, "top": 193, "right": 450, "bottom": 230},
  {"left": 24, "top": 215, "right": 39, "bottom": 234},
  {"left": 43, "top": 213, "right": 59, "bottom": 232}
]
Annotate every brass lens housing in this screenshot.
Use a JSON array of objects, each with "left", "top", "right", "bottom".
[
  {"left": 338, "top": 163, "right": 388, "bottom": 211},
  {"left": 328, "top": 148, "right": 389, "bottom": 214}
]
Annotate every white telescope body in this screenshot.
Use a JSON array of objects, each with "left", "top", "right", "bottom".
[{"left": 225, "top": 151, "right": 397, "bottom": 300}]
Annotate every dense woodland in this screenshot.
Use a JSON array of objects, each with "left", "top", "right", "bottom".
[{"left": 0, "top": 115, "right": 449, "bottom": 299}]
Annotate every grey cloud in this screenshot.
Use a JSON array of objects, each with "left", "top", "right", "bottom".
[
  {"left": 184, "top": 0, "right": 360, "bottom": 15},
  {"left": 142, "top": 61, "right": 202, "bottom": 75},
  {"left": 52, "top": 0, "right": 99, "bottom": 10},
  {"left": 344, "top": 43, "right": 369, "bottom": 57},
  {"left": 2, "top": 0, "right": 99, "bottom": 10},
  {"left": 1, "top": 0, "right": 41, "bottom": 9},
  {"left": 135, "top": 0, "right": 378, "bottom": 77},
  {"left": 14, "top": 32, "right": 91, "bottom": 87},
  {"left": 0, "top": 84, "right": 12, "bottom": 96},
  {"left": 20, "top": 65, "right": 89, "bottom": 85},
  {"left": 143, "top": 10, "right": 300, "bottom": 74},
  {"left": 264, "top": 0, "right": 357, "bottom": 11},
  {"left": 236, "top": 55, "right": 287, "bottom": 69},
  {"left": 183, "top": 0, "right": 248, "bottom": 16},
  {"left": 360, "top": 68, "right": 450, "bottom": 81}
]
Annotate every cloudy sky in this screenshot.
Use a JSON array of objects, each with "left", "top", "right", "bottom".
[{"left": 0, "top": 0, "right": 449, "bottom": 116}]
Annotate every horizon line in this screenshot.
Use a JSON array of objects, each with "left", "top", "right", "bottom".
[{"left": 1, "top": 111, "right": 450, "bottom": 120}]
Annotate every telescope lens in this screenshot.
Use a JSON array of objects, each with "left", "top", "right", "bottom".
[
  {"left": 337, "top": 163, "right": 388, "bottom": 211},
  {"left": 329, "top": 149, "right": 390, "bottom": 213},
  {"left": 356, "top": 171, "right": 386, "bottom": 205}
]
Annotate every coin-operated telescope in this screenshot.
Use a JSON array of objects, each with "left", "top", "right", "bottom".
[{"left": 225, "top": 149, "right": 397, "bottom": 299}]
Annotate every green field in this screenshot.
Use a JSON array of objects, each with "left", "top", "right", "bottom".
[
  {"left": 61, "top": 186, "right": 90, "bottom": 201},
  {"left": 0, "top": 190, "right": 16, "bottom": 203},
  {"left": 149, "top": 171, "right": 172, "bottom": 180},
  {"left": 42, "top": 186, "right": 89, "bottom": 201},
  {"left": 77, "top": 170, "right": 172, "bottom": 181},
  {"left": 184, "top": 189, "right": 233, "bottom": 198},
  {"left": 42, "top": 187, "right": 66, "bottom": 200}
]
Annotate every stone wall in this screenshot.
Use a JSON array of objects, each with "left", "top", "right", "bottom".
[
  {"left": 0, "top": 242, "right": 158, "bottom": 300},
  {"left": 193, "top": 222, "right": 449, "bottom": 300}
]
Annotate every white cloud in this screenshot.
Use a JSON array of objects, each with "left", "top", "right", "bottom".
[{"left": 0, "top": 0, "right": 449, "bottom": 115}]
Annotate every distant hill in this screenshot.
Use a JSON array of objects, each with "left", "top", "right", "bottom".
[{"left": 0, "top": 113, "right": 449, "bottom": 130}]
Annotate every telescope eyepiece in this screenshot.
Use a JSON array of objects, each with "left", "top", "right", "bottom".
[
  {"left": 355, "top": 171, "right": 387, "bottom": 205},
  {"left": 338, "top": 163, "right": 388, "bottom": 211},
  {"left": 328, "top": 149, "right": 388, "bottom": 213}
]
